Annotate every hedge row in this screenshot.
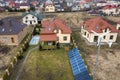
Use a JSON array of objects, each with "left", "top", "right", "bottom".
[{"left": 1, "top": 33, "right": 32, "bottom": 80}]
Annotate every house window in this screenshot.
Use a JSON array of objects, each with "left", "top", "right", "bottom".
[
  {"left": 118, "top": 27, "right": 120, "bottom": 30},
  {"left": 87, "top": 34, "right": 89, "bottom": 38},
  {"left": 34, "top": 20, "right": 36, "bottom": 23},
  {"left": 26, "top": 21, "right": 27, "bottom": 23},
  {"left": 46, "top": 8, "right": 49, "bottom": 11},
  {"left": 103, "top": 36, "right": 106, "bottom": 39},
  {"left": 110, "top": 35, "right": 113, "bottom": 40},
  {"left": 84, "top": 32, "right": 86, "bottom": 36},
  {"left": 56, "top": 29, "right": 59, "bottom": 33},
  {"left": 26, "top": 17, "right": 28, "bottom": 19},
  {"left": 11, "top": 37, "right": 15, "bottom": 43},
  {"left": 105, "top": 28, "right": 107, "bottom": 32},
  {"left": 32, "top": 16, "right": 34, "bottom": 18},
  {"left": 63, "top": 36, "right": 67, "bottom": 41},
  {"left": 48, "top": 42, "right": 52, "bottom": 45},
  {"left": 2, "top": 37, "right": 7, "bottom": 42}
]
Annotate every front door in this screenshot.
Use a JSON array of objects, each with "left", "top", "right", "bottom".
[
  {"left": 30, "top": 21, "right": 32, "bottom": 24},
  {"left": 94, "top": 36, "right": 98, "bottom": 42}
]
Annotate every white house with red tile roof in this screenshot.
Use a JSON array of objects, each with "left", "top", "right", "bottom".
[
  {"left": 44, "top": 0, "right": 55, "bottom": 12},
  {"left": 40, "top": 18, "right": 71, "bottom": 45},
  {"left": 102, "top": 5, "right": 120, "bottom": 16},
  {"left": 80, "top": 17, "right": 118, "bottom": 43}
]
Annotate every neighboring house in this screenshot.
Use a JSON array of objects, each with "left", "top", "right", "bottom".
[
  {"left": 44, "top": 0, "right": 55, "bottom": 12},
  {"left": 9, "top": 2, "right": 30, "bottom": 11},
  {"left": 96, "top": 1, "right": 107, "bottom": 7},
  {"left": 55, "top": 4, "right": 64, "bottom": 12},
  {"left": 40, "top": 18, "right": 71, "bottom": 46},
  {"left": 102, "top": 5, "right": 120, "bottom": 16},
  {"left": 0, "top": 1, "right": 6, "bottom": 7},
  {"left": 53, "top": 0, "right": 60, "bottom": 4},
  {"left": 0, "top": 17, "right": 27, "bottom": 45},
  {"left": 80, "top": 17, "right": 118, "bottom": 44},
  {"left": 22, "top": 11, "right": 43, "bottom": 25},
  {"left": 65, "top": 0, "right": 74, "bottom": 7},
  {"left": 30, "top": 1, "right": 38, "bottom": 6},
  {"left": 71, "top": 3, "right": 81, "bottom": 11},
  {"left": 19, "top": 3, "right": 30, "bottom": 10},
  {"left": 0, "top": 7, "right": 5, "bottom": 12}
]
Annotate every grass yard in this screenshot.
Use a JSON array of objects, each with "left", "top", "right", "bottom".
[{"left": 19, "top": 49, "right": 74, "bottom": 80}]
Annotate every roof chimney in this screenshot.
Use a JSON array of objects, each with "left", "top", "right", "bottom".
[{"left": 0, "top": 19, "right": 3, "bottom": 26}]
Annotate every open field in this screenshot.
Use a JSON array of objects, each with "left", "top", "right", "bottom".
[{"left": 0, "top": 12, "right": 22, "bottom": 19}]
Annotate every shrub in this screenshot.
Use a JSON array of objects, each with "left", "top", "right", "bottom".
[
  {"left": 23, "top": 42, "right": 29, "bottom": 51},
  {"left": 39, "top": 45, "right": 42, "bottom": 50},
  {"left": 18, "top": 55, "right": 24, "bottom": 60},
  {"left": 56, "top": 43, "right": 60, "bottom": 49}
]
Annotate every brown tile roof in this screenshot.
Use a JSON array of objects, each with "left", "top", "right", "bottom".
[
  {"left": 41, "top": 18, "right": 71, "bottom": 34},
  {"left": 40, "top": 34, "right": 57, "bottom": 41},
  {"left": 82, "top": 17, "right": 118, "bottom": 33}
]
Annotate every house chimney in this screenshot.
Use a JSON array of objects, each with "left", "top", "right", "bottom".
[{"left": 0, "top": 19, "right": 3, "bottom": 26}]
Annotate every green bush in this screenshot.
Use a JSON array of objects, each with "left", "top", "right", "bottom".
[
  {"left": 23, "top": 42, "right": 29, "bottom": 51},
  {"left": 3, "top": 71, "right": 9, "bottom": 80},
  {"left": 56, "top": 43, "right": 60, "bottom": 49},
  {"left": 18, "top": 55, "right": 24, "bottom": 60},
  {"left": 39, "top": 45, "right": 42, "bottom": 50}
]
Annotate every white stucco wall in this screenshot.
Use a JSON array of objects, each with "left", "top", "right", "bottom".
[
  {"left": 102, "top": 8, "right": 120, "bottom": 15},
  {"left": 81, "top": 26, "right": 118, "bottom": 43},
  {"left": 23, "top": 14, "right": 38, "bottom": 25},
  {"left": 20, "top": 6, "right": 30, "bottom": 10},
  {"left": 54, "top": 29, "right": 71, "bottom": 43}
]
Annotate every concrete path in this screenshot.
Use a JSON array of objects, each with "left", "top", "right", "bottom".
[{"left": 15, "top": 46, "right": 39, "bottom": 80}]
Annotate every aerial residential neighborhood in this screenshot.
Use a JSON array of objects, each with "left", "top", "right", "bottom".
[{"left": 0, "top": 0, "right": 120, "bottom": 80}]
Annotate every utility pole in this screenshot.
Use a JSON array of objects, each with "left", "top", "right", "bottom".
[{"left": 92, "top": 30, "right": 112, "bottom": 80}]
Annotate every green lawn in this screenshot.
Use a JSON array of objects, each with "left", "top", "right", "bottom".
[{"left": 19, "top": 49, "right": 74, "bottom": 80}]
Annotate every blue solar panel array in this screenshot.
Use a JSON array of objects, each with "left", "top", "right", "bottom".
[{"left": 68, "top": 48, "right": 92, "bottom": 80}]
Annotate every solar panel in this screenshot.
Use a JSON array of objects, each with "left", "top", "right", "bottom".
[{"left": 68, "top": 48, "right": 92, "bottom": 80}]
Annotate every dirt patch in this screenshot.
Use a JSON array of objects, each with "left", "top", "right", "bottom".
[
  {"left": 0, "top": 12, "right": 22, "bottom": 19},
  {"left": 86, "top": 49, "right": 120, "bottom": 80}
]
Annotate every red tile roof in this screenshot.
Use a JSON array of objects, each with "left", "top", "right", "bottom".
[
  {"left": 82, "top": 17, "right": 118, "bottom": 33},
  {"left": 45, "top": 0, "right": 54, "bottom": 7},
  {"left": 41, "top": 18, "right": 71, "bottom": 34},
  {"left": 117, "top": 21, "right": 120, "bottom": 24},
  {"left": 40, "top": 34, "right": 57, "bottom": 41},
  {"left": 103, "top": 5, "right": 117, "bottom": 10},
  {"left": 86, "top": 0, "right": 91, "bottom": 3}
]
